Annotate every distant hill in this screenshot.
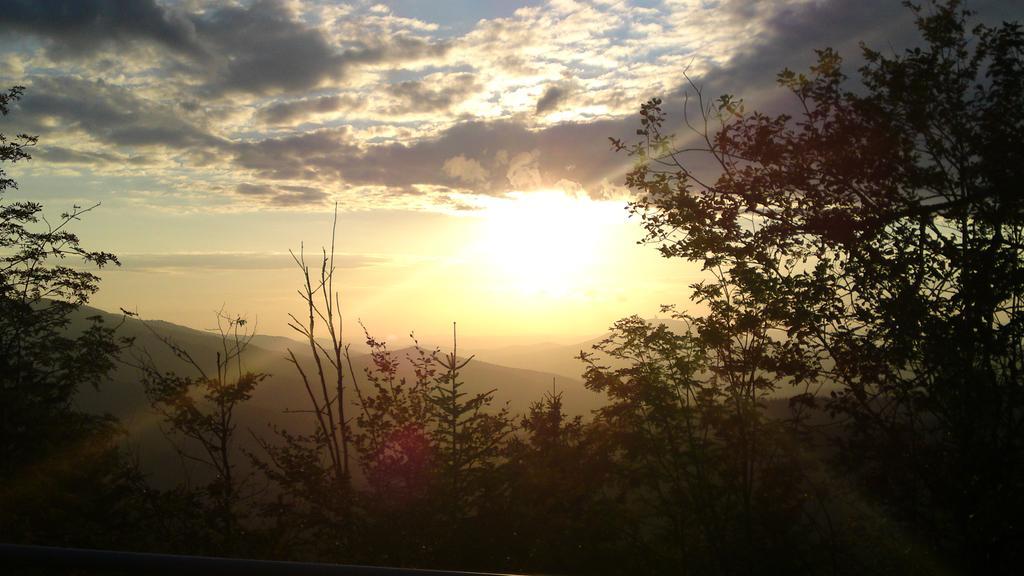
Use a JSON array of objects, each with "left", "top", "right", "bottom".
[
  {"left": 63, "top": 306, "right": 818, "bottom": 487},
  {"left": 66, "top": 304, "right": 602, "bottom": 487},
  {"left": 474, "top": 317, "right": 691, "bottom": 380}
]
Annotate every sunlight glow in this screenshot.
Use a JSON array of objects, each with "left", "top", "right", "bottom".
[{"left": 471, "top": 189, "right": 628, "bottom": 299}]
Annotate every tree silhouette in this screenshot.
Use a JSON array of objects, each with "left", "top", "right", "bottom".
[
  {"left": 352, "top": 327, "right": 433, "bottom": 507},
  {"left": 0, "top": 85, "right": 141, "bottom": 548},
  {"left": 135, "top": 310, "right": 266, "bottom": 555},
  {"left": 579, "top": 314, "right": 809, "bottom": 574},
  {"left": 252, "top": 210, "right": 362, "bottom": 560},
  {"left": 615, "top": 1, "right": 1024, "bottom": 571},
  {"left": 347, "top": 327, "right": 435, "bottom": 567},
  {"left": 497, "top": 384, "right": 621, "bottom": 575},
  {"left": 350, "top": 324, "right": 512, "bottom": 569},
  {"left": 420, "top": 324, "right": 510, "bottom": 566}
]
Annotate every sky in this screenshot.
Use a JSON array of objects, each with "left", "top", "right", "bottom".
[{"left": 0, "top": 0, "right": 1018, "bottom": 347}]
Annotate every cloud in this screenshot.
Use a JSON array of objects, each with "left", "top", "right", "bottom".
[
  {"left": 235, "top": 183, "right": 278, "bottom": 196},
  {"left": 535, "top": 84, "right": 568, "bottom": 114},
  {"left": 1, "top": 0, "right": 449, "bottom": 98},
  {"left": 2, "top": 0, "right": 1018, "bottom": 212},
  {"left": 387, "top": 73, "right": 479, "bottom": 113},
  {"left": 198, "top": 7, "right": 444, "bottom": 96},
  {"left": 505, "top": 150, "right": 543, "bottom": 189},
  {"left": 229, "top": 115, "right": 637, "bottom": 200},
  {"left": 14, "top": 76, "right": 224, "bottom": 150},
  {"left": 0, "top": 0, "right": 202, "bottom": 60},
  {"left": 235, "top": 182, "right": 329, "bottom": 207},
  {"left": 190, "top": 0, "right": 352, "bottom": 96},
  {"left": 35, "top": 145, "right": 153, "bottom": 166},
  {"left": 256, "top": 95, "right": 361, "bottom": 125},
  {"left": 671, "top": 0, "right": 1018, "bottom": 112},
  {"left": 36, "top": 145, "right": 120, "bottom": 165},
  {"left": 232, "top": 128, "right": 356, "bottom": 181},
  {"left": 442, "top": 155, "right": 488, "bottom": 184}
]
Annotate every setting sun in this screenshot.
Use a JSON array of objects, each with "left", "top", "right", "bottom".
[{"left": 471, "top": 190, "right": 627, "bottom": 298}]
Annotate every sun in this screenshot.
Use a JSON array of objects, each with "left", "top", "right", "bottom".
[{"left": 470, "top": 189, "right": 627, "bottom": 299}]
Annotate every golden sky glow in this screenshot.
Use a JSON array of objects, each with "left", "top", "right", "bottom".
[
  {"left": 1, "top": 0, "right": 927, "bottom": 346},
  {"left": 85, "top": 189, "right": 700, "bottom": 347}
]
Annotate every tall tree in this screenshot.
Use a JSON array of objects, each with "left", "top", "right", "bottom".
[
  {"left": 136, "top": 310, "right": 265, "bottom": 555},
  {"left": 348, "top": 327, "right": 435, "bottom": 567},
  {"left": 356, "top": 324, "right": 511, "bottom": 569},
  {"left": 253, "top": 212, "right": 361, "bottom": 561},
  {"left": 0, "top": 85, "right": 140, "bottom": 548},
  {"left": 425, "top": 323, "right": 510, "bottom": 535},
  {"left": 615, "top": 1, "right": 1024, "bottom": 571},
  {"left": 580, "top": 315, "right": 809, "bottom": 575},
  {"left": 497, "top": 385, "right": 621, "bottom": 575}
]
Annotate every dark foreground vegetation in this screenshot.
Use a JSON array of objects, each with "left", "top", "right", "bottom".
[{"left": 2, "top": 2, "right": 1021, "bottom": 574}]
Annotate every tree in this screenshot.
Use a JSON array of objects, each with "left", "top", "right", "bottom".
[
  {"left": 425, "top": 324, "right": 510, "bottom": 520},
  {"left": 579, "top": 315, "right": 809, "bottom": 575},
  {"left": 136, "top": 310, "right": 265, "bottom": 555},
  {"left": 0, "top": 85, "right": 141, "bottom": 548},
  {"left": 616, "top": 1, "right": 1024, "bottom": 571},
  {"left": 352, "top": 327, "right": 433, "bottom": 508},
  {"left": 255, "top": 260, "right": 510, "bottom": 569},
  {"left": 351, "top": 324, "right": 512, "bottom": 569},
  {"left": 420, "top": 324, "right": 510, "bottom": 567},
  {"left": 345, "top": 326, "right": 435, "bottom": 567},
  {"left": 253, "top": 211, "right": 361, "bottom": 560},
  {"left": 497, "top": 385, "right": 621, "bottom": 575}
]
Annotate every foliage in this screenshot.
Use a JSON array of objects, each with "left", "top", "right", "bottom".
[
  {"left": 136, "top": 310, "right": 266, "bottom": 554},
  {"left": 579, "top": 314, "right": 810, "bottom": 574},
  {"left": 253, "top": 213, "right": 512, "bottom": 568},
  {"left": 614, "top": 1, "right": 1024, "bottom": 571},
  {"left": 344, "top": 324, "right": 510, "bottom": 569},
  {"left": 423, "top": 325, "right": 511, "bottom": 525},
  {"left": 351, "top": 328, "right": 433, "bottom": 505},
  {"left": 252, "top": 215, "right": 361, "bottom": 559},
  {"left": 497, "top": 387, "right": 622, "bottom": 575},
  {"left": 0, "top": 85, "right": 143, "bottom": 547}
]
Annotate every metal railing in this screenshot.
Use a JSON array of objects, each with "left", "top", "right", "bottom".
[{"left": 0, "top": 543, "right": 524, "bottom": 575}]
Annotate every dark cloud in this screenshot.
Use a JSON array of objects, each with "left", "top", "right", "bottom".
[
  {"left": 358, "top": 34, "right": 450, "bottom": 65},
  {"left": 232, "top": 129, "right": 358, "bottom": 181},
  {"left": 0, "top": 0, "right": 202, "bottom": 60},
  {"left": 387, "top": 73, "right": 479, "bottom": 113},
  {"left": 257, "top": 95, "right": 362, "bottom": 125},
  {"left": 190, "top": 0, "right": 349, "bottom": 96},
  {"left": 35, "top": 144, "right": 155, "bottom": 166},
  {"left": 235, "top": 182, "right": 329, "bottom": 207},
  {"left": 35, "top": 145, "right": 121, "bottom": 165},
  {"left": 267, "top": 187, "right": 328, "bottom": 207},
  {"left": 691, "top": 0, "right": 908, "bottom": 101},
  {"left": 231, "top": 116, "right": 636, "bottom": 197},
  {"left": 235, "top": 182, "right": 277, "bottom": 196},
  {"left": 0, "top": 0, "right": 449, "bottom": 97},
  {"left": 193, "top": 8, "right": 445, "bottom": 96},
  {"left": 14, "top": 76, "right": 225, "bottom": 150},
  {"left": 535, "top": 85, "right": 567, "bottom": 114},
  {"left": 678, "top": 0, "right": 1018, "bottom": 113}
]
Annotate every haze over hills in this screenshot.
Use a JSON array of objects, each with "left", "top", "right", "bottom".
[
  {"left": 474, "top": 317, "right": 691, "bottom": 380},
  {"left": 67, "top": 304, "right": 607, "bottom": 486}
]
